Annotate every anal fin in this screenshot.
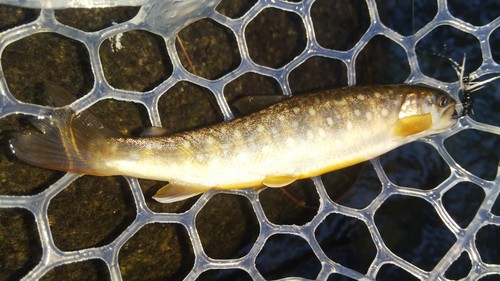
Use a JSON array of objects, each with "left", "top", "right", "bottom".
[
  {"left": 393, "top": 113, "right": 432, "bottom": 137},
  {"left": 262, "top": 175, "right": 298, "bottom": 188},
  {"left": 153, "top": 183, "right": 208, "bottom": 203}
]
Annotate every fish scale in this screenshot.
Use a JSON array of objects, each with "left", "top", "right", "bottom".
[{"left": 10, "top": 84, "right": 457, "bottom": 203}]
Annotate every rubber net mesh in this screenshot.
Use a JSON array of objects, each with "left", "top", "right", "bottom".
[{"left": 0, "top": 0, "right": 499, "bottom": 280}]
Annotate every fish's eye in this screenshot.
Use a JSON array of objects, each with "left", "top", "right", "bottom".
[{"left": 436, "top": 95, "right": 450, "bottom": 107}]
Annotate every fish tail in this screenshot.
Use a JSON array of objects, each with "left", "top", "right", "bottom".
[
  {"left": 10, "top": 83, "right": 119, "bottom": 175},
  {"left": 10, "top": 108, "right": 110, "bottom": 175}
]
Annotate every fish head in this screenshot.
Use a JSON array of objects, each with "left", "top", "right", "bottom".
[{"left": 397, "top": 87, "right": 457, "bottom": 135}]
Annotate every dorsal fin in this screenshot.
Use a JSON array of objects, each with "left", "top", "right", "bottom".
[
  {"left": 233, "top": 95, "right": 288, "bottom": 114},
  {"left": 141, "top": 127, "right": 170, "bottom": 137}
]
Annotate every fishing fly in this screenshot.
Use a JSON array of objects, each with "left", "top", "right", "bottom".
[{"left": 452, "top": 56, "right": 500, "bottom": 117}]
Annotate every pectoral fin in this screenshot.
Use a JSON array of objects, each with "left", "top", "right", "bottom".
[
  {"left": 393, "top": 113, "right": 432, "bottom": 137},
  {"left": 153, "top": 183, "right": 207, "bottom": 203},
  {"left": 262, "top": 175, "right": 298, "bottom": 188}
]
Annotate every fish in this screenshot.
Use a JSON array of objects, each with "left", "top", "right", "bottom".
[{"left": 9, "top": 84, "right": 457, "bottom": 203}]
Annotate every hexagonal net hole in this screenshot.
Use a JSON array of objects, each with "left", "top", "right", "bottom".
[
  {"left": 0, "top": 5, "right": 39, "bottom": 32},
  {"left": 444, "top": 251, "right": 472, "bottom": 280},
  {"left": 255, "top": 234, "right": 321, "bottom": 279},
  {"left": 1, "top": 33, "right": 93, "bottom": 105},
  {"left": 289, "top": 56, "right": 347, "bottom": 94},
  {"left": 374, "top": 195, "right": 456, "bottom": 271},
  {"left": 245, "top": 7, "right": 306, "bottom": 68},
  {"left": 176, "top": 18, "right": 240, "bottom": 80},
  {"left": 322, "top": 162, "right": 381, "bottom": 209},
  {"left": 380, "top": 141, "right": 451, "bottom": 190},
  {"left": 100, "top": 30, "right": 172, "bottom": 91},
  {"left": 442, "top": 182, "right": 484, "bottom": 229},
  {"left": 119, "top": 223, "right": 194, "bottom": 281},
  {"left": 89, "top": 98, "right": 149, "bottom": 136},
  {"left": 259, "top": 179, "right": 319, "bottom": 226},
  {"left": 355, "top": 35, "right": 410, "bottom": 84},
  {"left": 158, "top": 81, "right": 223, "bottom": 134},
  {"left": 375, "top": 0, "right": 437, "bottom": 36},
  {"left": 416, "top": 25, "right": 482, "bottom": 82},
  {"left": 476, "top": 225, "right": 500, "bottom": 265},
  {"left": 48, "top": 176, "right": 136, "bottom": 251},
  {"left": 444, "top": 129, "right": 499, "bottom": 181},
  {"left": 315, "top": 213, "right": 376, "bottom": 274},
  {"left": 0, "top": 208, "right": 42, "bottom": 281},
  {"left": 196, "top": 194, "right": 259, "bottom": 259},
  {"left": 311, "top": 0, "right": 370, "bottom": 51}
]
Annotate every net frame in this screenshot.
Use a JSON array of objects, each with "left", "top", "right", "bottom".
[{"left": 0, "top": 0, "right": 498, "bottom": 280}]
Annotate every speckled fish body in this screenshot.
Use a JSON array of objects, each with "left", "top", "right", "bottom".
[{"left": 10, "top": 84, "right": 457, "bottom": 203}]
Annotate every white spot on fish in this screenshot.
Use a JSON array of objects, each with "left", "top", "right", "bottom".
[
  {"left": 306, "top": 130, "right": 314, "bottom": 140},
  {"left": 366, "top": 111, "right": 372, "bottom": 121},
  {"left": 182, "top": 141, "right": 191, "bottom": 149},
  {"left": 308, "top": 107, "right": 316, "bottom": 116},
  {"left": 238, "top": 152, "right": 249, "bottom": 161},
  {"left": 335, "top": 114, "right": 341, "bottom": 120},
  {"left": 318, "top": 128, "right": 326, "bottom": 137},
  {"left": 293, "top": 107, "right": 300, "bottom": 114},
  {"left": 336, "top": 99, "right": 347, "bottom": 106},
  {"left": 374, "top": 92, "right": 381, "bottom": 98},
  {"left": 286, "top": 137, "right": 296, "bottom": 146},
  {"left": 381, "top": 108, "right": 389, "bottom": 117},
  {"left": 109, "top": 143, "right": 119, "bottom": 152},
  {"left": 357, "top": 94, "right": 365, "bottom": 100},
  {"left": 346, "top": 121, "right": 353, "bottom": 130},
  {"left": 262, "top": 145, "right": 272, "bottom": 154},
  {"left": 278, "top": 115, "right": 286, "bottom": 122},
  {"left": 234, "top": 130, "right": 242, "bottom": 139},
  {"left": 257, "top": 124, "right": 265, "bottom": 133},
  {"left": 326, "top": 117, "right": 334, "bottom": 126},
  {"left": 354, "top": 109, "right": 361, "bottom": 116},
  {"left": 220, "top": 127, "right": 227, "bottom": 134},
  {"left": 206, "top": 136, "right": 216, "bottom": 145}
]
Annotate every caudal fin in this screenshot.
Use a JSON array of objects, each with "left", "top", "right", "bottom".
[{"left": 9, "top": 83, "right": 120, "bottom": 175}]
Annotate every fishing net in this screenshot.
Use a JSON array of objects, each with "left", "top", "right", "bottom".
[{"left": 0, "top": 0, "right": 498, "bottom": 280}]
